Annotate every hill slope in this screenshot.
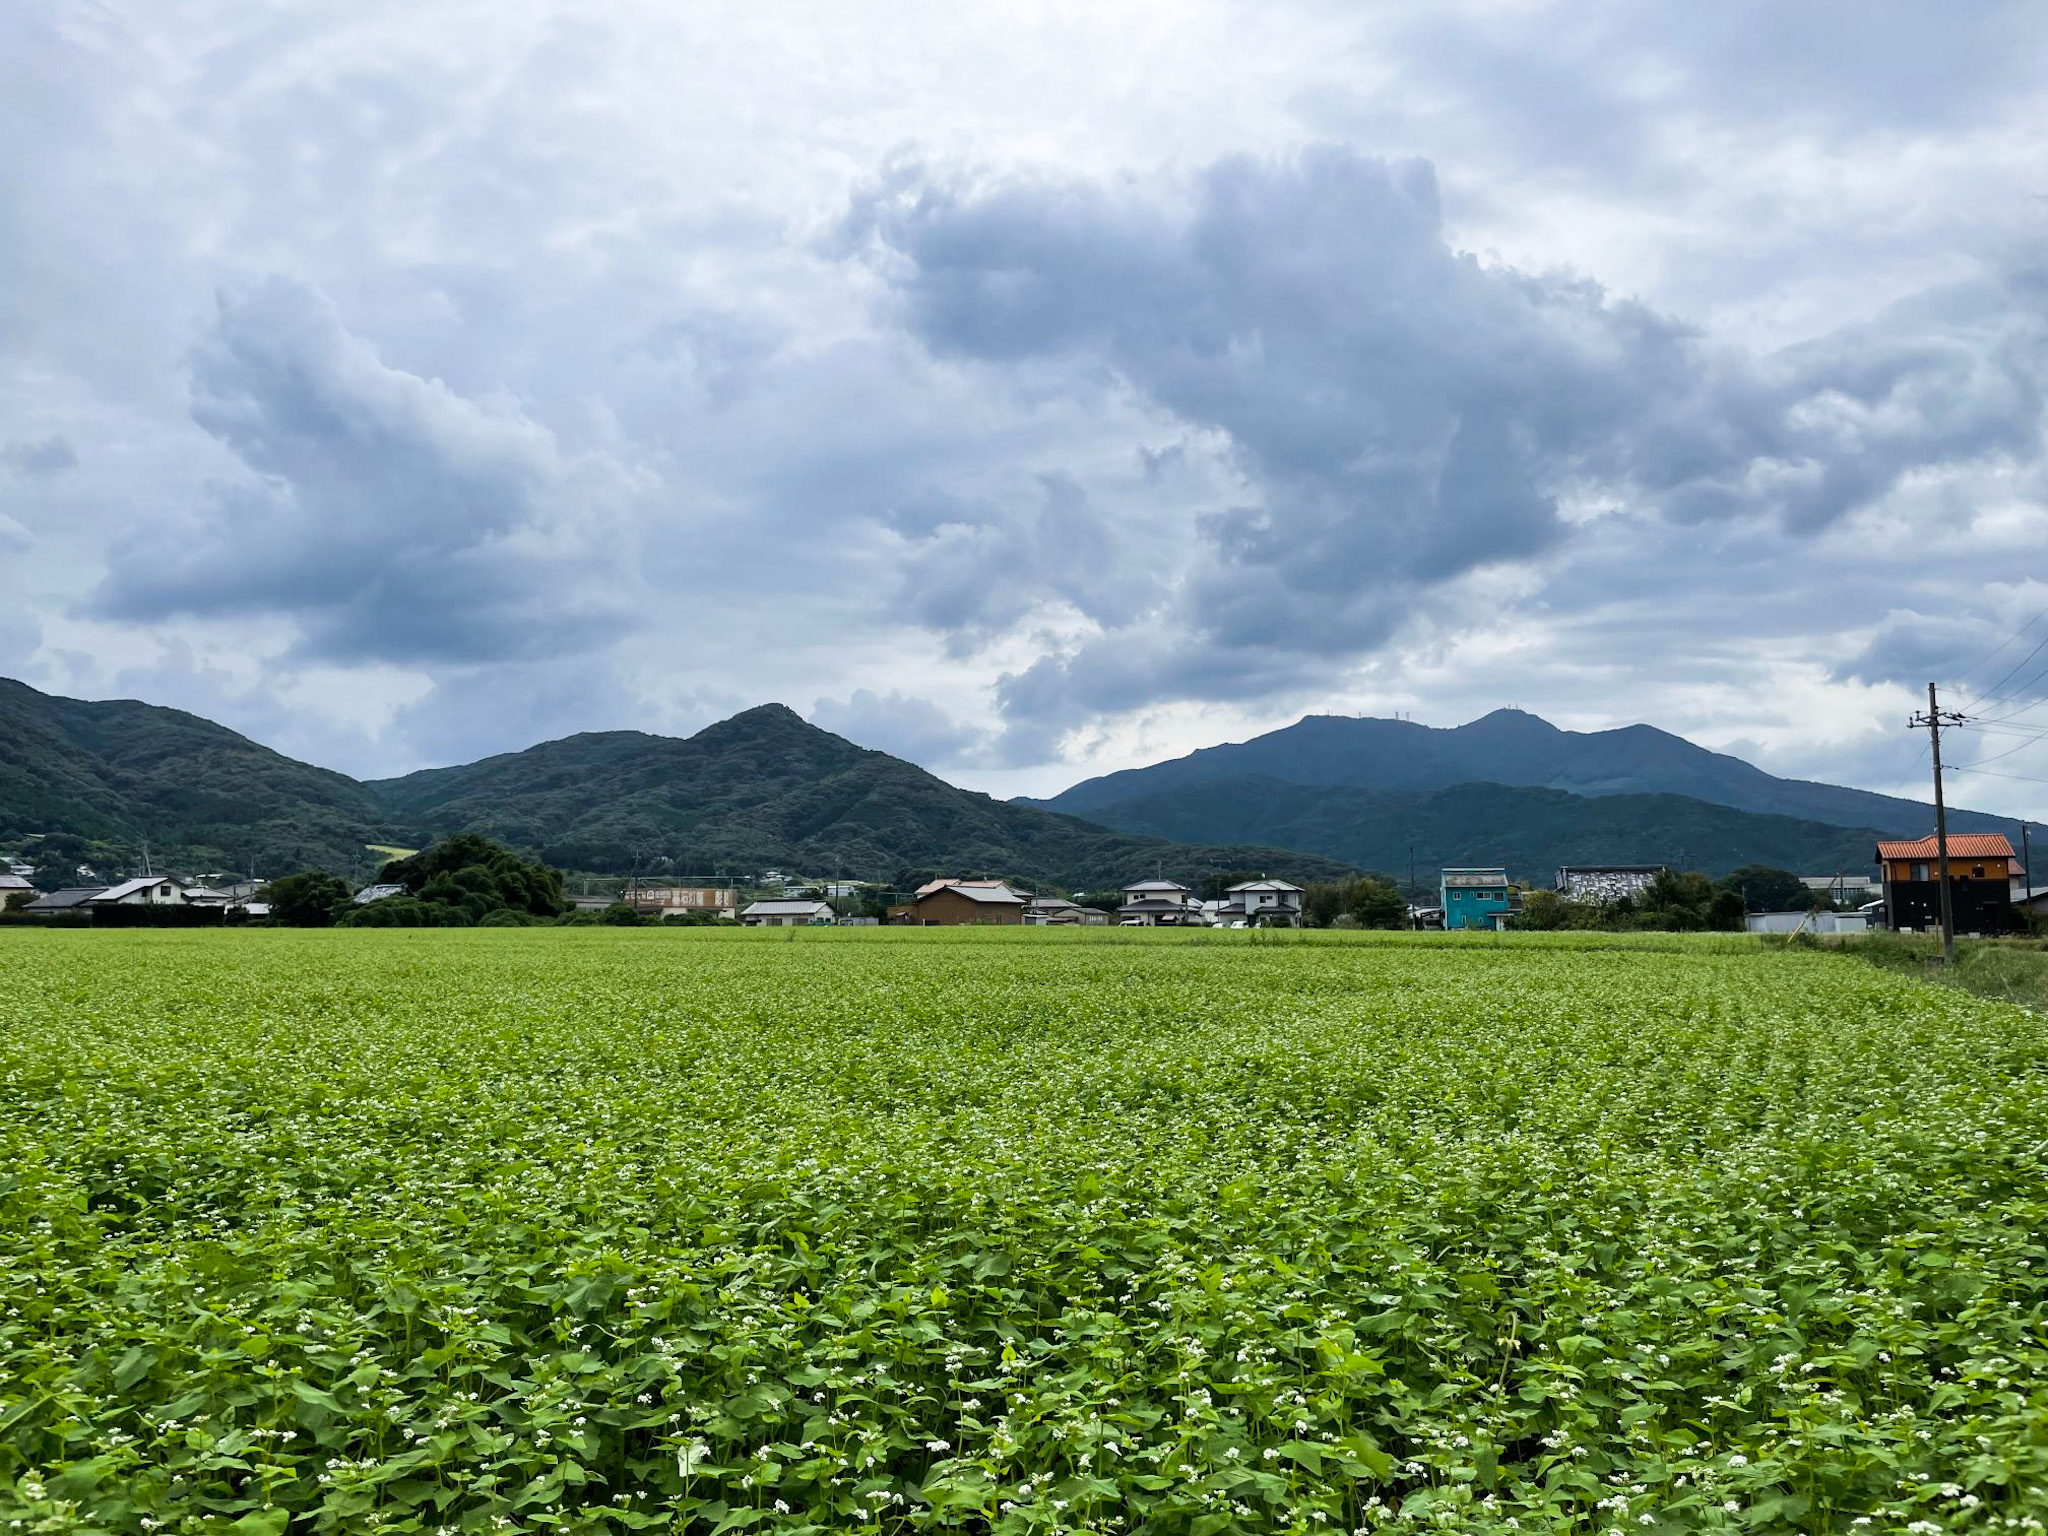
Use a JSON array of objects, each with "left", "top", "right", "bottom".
[
  {"left": 366, "top": 704, "right": 1357, "bottom": 889},
  {"left": 1, "top": 680, "right": 1354, "bottom": 889},
  {"left": 0, "top": 677, "right": 391, "bottom": 871},
  {"left": 1032, "top": 708, "right": 2018, "bottom": 841},
  {"left": 1073, "top": 774, "right": 1888, "bottom": 884}
]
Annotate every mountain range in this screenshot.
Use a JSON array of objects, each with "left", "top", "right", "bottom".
[
  {"left": 361, "top": 704, "right": 1360, "bottom": 888},
  {"left": 0, "top": 680, "right": 1353, "bottom": 891},
  {"left": 5, "top": 676, "right": 2018, "bottom": 892},
  {"left": 1020, "top": 709, "right": 2023, "bottom": 882}
]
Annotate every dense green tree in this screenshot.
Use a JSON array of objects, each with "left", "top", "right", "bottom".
[
  {"left": 341, "top": 897, "right": 470, "bottom": 928},
  {"left": 1707, "top": 888, "right": 1748, "bottom": 930},
  {"left": 30, "top": 855, "right": 87, "bottom": 892},
  {"left": 1518, "top": 889, "right": 1592, "bottom": 931},
  {"left": 1630, "top": 870, "right": 1747, "bottom": 932},
  {"left": 1719, "top": 865, "right": 1820, "bottom": 913},
  {"left": 260, "top": 871, "right": 352, "bottom": 927},
  {"left": 1303, "top": 876, "right": 1408, "bottom": 930},
  {"left": 1349, "top": 878, "right": 1410, "bottom": 930},
  {"left": 379, "top": 834, "right": 564, "bottom": 918},
  {"left": 1522, "top": 872, "right": 1745, "bottom": 933},
  {"left": 1302, "top": 883, "right": 1344, "bottom": 929}
]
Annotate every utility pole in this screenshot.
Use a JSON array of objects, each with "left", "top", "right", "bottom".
[
  {"left": 1910, "top": 681, "right": 1967, "bottom": 964},
  {"left": 2024, "top": 821, "right": 2033, "bottom": 909}
]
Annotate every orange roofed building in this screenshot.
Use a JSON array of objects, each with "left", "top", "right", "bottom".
[{"left": 1875, "top": 833, "right": 2024, "bottom": 936}]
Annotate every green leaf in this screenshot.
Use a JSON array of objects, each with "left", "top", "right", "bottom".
[
  {"left": 1278, "top": 1441, "right": 1324, "bottom": 1474},
  {"left": 289, "top": 1379, "right": 345, "bottom": 1415},
  {"left": 112, "top": 1346, "right": 156, "bottom": 1391}
]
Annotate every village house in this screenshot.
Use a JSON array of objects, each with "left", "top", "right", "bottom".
[
  {"left": 627, "top": 884, "right": 739, "bottom": 922},
  {"left": 354, "top": 882, "right": 408, "bottom": 905},
  {"left": 740, "top": 898, "right": 836, "bottom": 927},
  {"left": 1876, "top": 834, "right": 2024, "bottom": 936},
  {"left": 1214, "top": 878, "right": 1305, "bottom": 927},
  {"left": 1022, "top": 895, "right": 1107, "bottom": 926},
  {"left": 912, "top": 880, "right": 1027, "bottom": 925},
  {"left": 90, "top": 876, "right": 187, "bottom": 908},
  {"left": 1440, "top": 868, "right": 1511, "bottom": 930},
  {"left": 1117, "top": 879, "right": 1204, "bottom": 926}
]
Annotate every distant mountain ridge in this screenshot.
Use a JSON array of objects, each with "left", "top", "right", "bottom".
[
  {"left": 1029, "top": 708, "right": 2018, "bottom": 843},
  {"left": 1067, "top": 773, "right": 1890, "bottom": 885},
  {"left": 364, "top": 702, "right": 1360, "bottom": 887},
  {"left": 0, "top": 681, "right": 1355, "bottom": 890}
]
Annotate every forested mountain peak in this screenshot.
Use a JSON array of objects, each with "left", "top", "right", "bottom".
[{"left": 1, "top": 678, "right": 1353, "bottom": 890}]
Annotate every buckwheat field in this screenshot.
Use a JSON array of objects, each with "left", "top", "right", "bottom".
[{"left": 4, "top": 928, "right": 2046, "bottom": 1535}]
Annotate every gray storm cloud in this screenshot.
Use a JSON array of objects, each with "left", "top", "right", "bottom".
[
  {"left": 1, "top": 436, "right": 79, "bottom": 477},
  {"left": 6, "top": 0, "right": 2047, "bottom": 802},
  {"left": 843, "top": 146, "right": 2048, "bottom": 752},
  {"left": 90, "top": 278, "right": 645, "bottom": 666}
]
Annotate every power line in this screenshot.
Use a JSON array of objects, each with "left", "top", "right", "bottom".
[
  {"left": 1970, "top": 679, "right": 2048, "bottom": 727},
  {"left": 1961, "top": 631, "right": 2048, "bottom": 715},
  {"left": 1954, "top": 733, "right": 2045, "bottom": 770},
  {"left": 1884, "top": 735, "right": 1932, "bottom": 800},
  {"left": 1958, "top": 722, "right": 2048, "bottom": 742},
  {"left": 1951, "top": 600, "right": 2048, "bottom": 707},
  {"left": 1948, "top": 765, "right": 2048, "bottom": 786}
]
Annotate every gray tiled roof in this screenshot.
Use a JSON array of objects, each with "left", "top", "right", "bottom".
[
  {"left": 1441, "top": 869, "right": 1509, "bottom": 888},
  {"left": 23, "top": 887, "right": 105, "bottom": 910},
  {"left": 923, "top": 883, "right": 1024, "bottom": 904}
]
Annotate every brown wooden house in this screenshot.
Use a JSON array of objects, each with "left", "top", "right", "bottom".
[{"left": 911, "top": 881, "right": 1027, "bottom": 925}]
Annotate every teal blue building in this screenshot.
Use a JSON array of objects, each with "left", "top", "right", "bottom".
[{"left": 1440, "top": 868, "right": 1511, "bottom": 930}]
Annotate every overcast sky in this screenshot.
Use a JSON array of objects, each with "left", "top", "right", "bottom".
[{"left": 5, "top": 0, "right": 2047, "bottom": 811}]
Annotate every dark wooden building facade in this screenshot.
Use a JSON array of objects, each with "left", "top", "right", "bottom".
[{"left": 1876, "top": 834, "right": 2024, "bottom": 936}]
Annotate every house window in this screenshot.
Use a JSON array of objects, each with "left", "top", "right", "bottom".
[
  {"left": 1971, "top": 864, "right": 1985, "bottom": 879},
  {"left": 1911, "top": 862, "right": 1929, "bottom": 882}
]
